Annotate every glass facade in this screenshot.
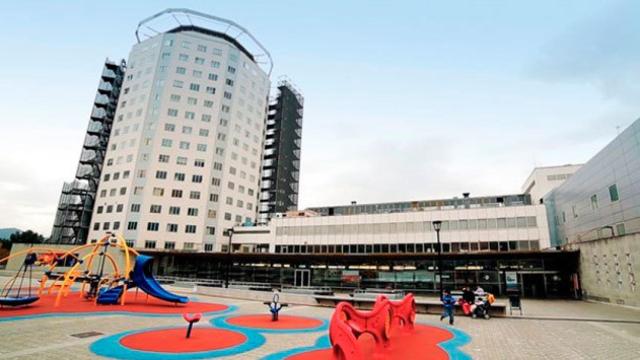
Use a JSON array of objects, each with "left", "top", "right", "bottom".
[{"left": 147, "top": 251, "right": 578, "bottom": 298}]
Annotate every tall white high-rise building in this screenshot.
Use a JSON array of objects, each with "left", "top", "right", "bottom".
[{"left": 87, "top": 9, "right": 272, "bottom": 251}]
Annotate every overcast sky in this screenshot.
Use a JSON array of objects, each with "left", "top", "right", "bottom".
[{"left": 0, "top": 1, "right": 638, "bottom": 236}]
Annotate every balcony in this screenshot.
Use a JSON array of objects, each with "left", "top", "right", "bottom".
[
  {"left": 94, "top": 94, "right": 111, "bottom": 106},
  {"left": 102, "top": 68, "right": 117, "bottom": 80},
  {"left": 90, "top": 108, "right": 108, "bottom": 120},
  {"left": 97, "top": 81, "right": 114, "bottom": 93},
  {"left": 86, "top": 121, "right": 104, "bottom": 135}
]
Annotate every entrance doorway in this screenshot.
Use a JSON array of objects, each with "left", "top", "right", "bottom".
[
  {"left": 294, "top": 269, "right": 310, "bottom": 287},
  {"left": 521, "top": 273, "right": 546, "bottom": 298}
]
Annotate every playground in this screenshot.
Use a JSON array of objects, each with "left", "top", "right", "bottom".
[
  {"left": 0, "top": 233, "right": 470, "bottom": 359},
  {"left": 1, "top": 234, "right": 639, "bottom": 359}
]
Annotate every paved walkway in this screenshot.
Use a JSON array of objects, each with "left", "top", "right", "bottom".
[{"left": 0, "top": 286, "right": 639, "bottom": 359}]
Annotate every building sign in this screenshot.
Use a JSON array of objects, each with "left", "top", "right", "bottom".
[
  {"left": 341, "top": 270, "right": 361, "bottom": 284},
  {"left": 505, "top": 271, "right": 519, "bottom": 291}
]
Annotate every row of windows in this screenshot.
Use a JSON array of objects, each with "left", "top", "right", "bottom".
[
  {"left": 274, "top": 240, "right": 540, "bottom": 254},
  {"left": 275, "top": 217, "right": 539, "bottom": 236},
  {"left": 141, "top": 240, "right": 215, "bottom": 252},
  {"left": 158, "top": 154, "right": 258, "bottom": 171},
  {"left": 560, "top": 183, "right": 620, "bottom": 223},
  {"left": 163, "top": 124, "right": 210, "bottom": 136}
]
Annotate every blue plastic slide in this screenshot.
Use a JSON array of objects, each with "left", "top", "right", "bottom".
[
  {"left": 97, "top": 286, "right": 123, "bottom": 305},
  {"left": 130, "top": 255, "right": 189, "bottom": 304}
]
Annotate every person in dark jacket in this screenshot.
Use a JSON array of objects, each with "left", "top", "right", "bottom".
[
  {"left": 440, "top": 289, "right": 456, "bottom": 325},
  {"left": 462, "top": 287, "right": 475, "bottom": 304}
]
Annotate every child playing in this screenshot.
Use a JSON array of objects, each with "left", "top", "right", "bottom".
[{"left": 440, "top": 289, "right": 456, "bottom": 325}]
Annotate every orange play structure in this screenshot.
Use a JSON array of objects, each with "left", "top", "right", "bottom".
[
  {"left": 328, "top": 294, "right": 417, "bottom": 360},
  {"left": 0, "top": 233, "right": 138, "bottom": 307}
]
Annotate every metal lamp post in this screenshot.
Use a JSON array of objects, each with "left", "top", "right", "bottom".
[
  {"left": 224, "top": 228, "right": 234, "bottom": 288},
  {"left": 432, "top": 220, "right": 443, "bottom": 299}
]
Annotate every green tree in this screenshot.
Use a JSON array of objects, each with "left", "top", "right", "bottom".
[{"left": 9, "top": 230, "right": 46, "bottom": 244}]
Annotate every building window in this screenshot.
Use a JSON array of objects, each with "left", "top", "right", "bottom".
[
  {"left": 165, "top": 123, "right": 175, "bottom": 132},
  {"left": 185, "top": 225, "right": 197, "bottom": 233},
  {"left": 158, "top": 154, "right": 170, "bottom": 163},
  {"left": 187, "top": 208, "right": 198, "bottom": 216},
  {"left": 591, "top": 194, "right": 598, "bottom": 209},
  {"left": 152, "top": 187, "right": 164, "bottom": 196},
  {"left": 178, "top": 53, "right": 189, "bottom": 61},
  {"left": 150, "top": 205, "right": 162, "bottom": 213},
  {"left": 184, "top": 242, "right": 195, "bottom": 250},
  {"left": 156, "top": 170, "right": 168, "bottom": 179},
  {"left": 189, "top": 83, "right": 200, "bottom": 91},
  {"left": 167, "top": 224, "right": 178, "bottom": 233},
  {"left": 194, "top": 159, "right": 205, "bottom": 167},
  {"left": 204, "top": 243, "right": 214, "bottom": 252},
  {"left": 127, "top": 221, "right": 137, "bottom": 230},
  {"left": 609, "top": 184, "right": 619, "bottom": 202},
  {"left": 192, "top": 175, "right": 203, "bottom": 183},
  {"left": 177, "top": 156, "right": 188, "bottom": 165},
  {"left": 189, "top": 191, "right": 200, "bottom": 199},
  {"left": 144, "top": 240, "right": 156, "bottom": 249},
  {"left": 164, "top": 241, "right": 175, "bottom": 249},
  {"left": 616, "top": 223, "right": 626, "bottom": 236},
  {"left": 169, "top": 206, "right": 180, "bottom": 215},
  {"left": 174, "top": 173, "right": 185, "bottom": 181},
  {"left": 176, "top": 67, "right": 186, "bottom": 74},
  {"left": 208, "top": 73, "right": 218, "bottom": 81},
  {"left": 171, "top": 189, "right": 183, "bottom": 198},
  {"left": 147, "top": 222, "right": 159, "bottom": 231}
]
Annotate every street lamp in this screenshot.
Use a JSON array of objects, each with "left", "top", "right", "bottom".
[
  {"left": 432, "top": 220, "right": 443, "bottom": 299},
  {"left": 224, "top": 228, "right": 234, "bottom": 288}
]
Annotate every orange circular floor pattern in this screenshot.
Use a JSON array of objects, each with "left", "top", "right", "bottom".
[
  {"left": 226, "top": 314, "right": 323, "bottom": 330},
  {"left": 120, "top": 328, "right": 246, "bottom": 353}
]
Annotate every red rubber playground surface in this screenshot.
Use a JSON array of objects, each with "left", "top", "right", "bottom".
[
  {"left": 120, "top": 328, "right": 246, "bottom": 353},
  {"left": 226, "top": 314, "right": 324, "bottom": 330},
  {"left": 288, "top": 324, "right": 453, "bottom": 360},
  {"left": 0, "top": 292, "right": 227, "bottom": 318}
]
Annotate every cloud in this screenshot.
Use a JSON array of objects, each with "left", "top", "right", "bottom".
[{"left": 529, "top": 1, "right": 640, "bottom": 105}]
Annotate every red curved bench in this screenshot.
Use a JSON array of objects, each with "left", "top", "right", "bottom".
[
  {"left": 378, "top": 293, "right": 416, "bottom": 331},
  {"left": 329, "top": 297, "right": 392, "bottom": 360}
]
